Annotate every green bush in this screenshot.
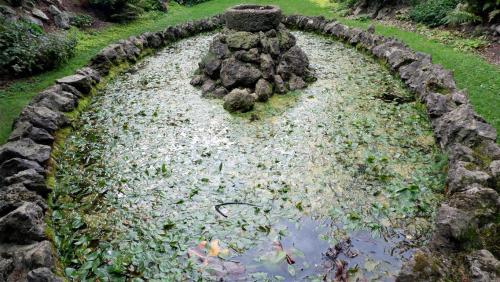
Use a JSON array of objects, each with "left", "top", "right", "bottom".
[
  {"left": 140, "top": 0, "right": 167, "bottom": 11},
  {"left": 0, "top": 18, "right": 77, "bottom": 76},
  {"left": 89, "top": 0, "right": 144, "bottom": 22},
  {"left": 445, "top": 3, "right": 481, "bottom": 25},
  {"left": 410, "top": 0, "right": 460, "bottom": 27},
  {"left": 173, "top": 0, "right": 210, "bottom": 6},
  {"left": 70, "top": 14, "right": 94, "bottom": 28},
  {"left": 461, "top": 0, "right": 500, "bottom": 22},
  {"left": 89, "top": 0, "right": 167, "bottom": 22}
]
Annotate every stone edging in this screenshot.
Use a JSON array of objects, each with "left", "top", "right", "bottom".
[
  {"left": 0, "top": 13, "right": 498, "bottom": 281},
  {"left": 0, "top": 15, "right": 224, "bottom": 282}
]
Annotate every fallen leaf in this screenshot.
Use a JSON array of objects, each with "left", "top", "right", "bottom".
[{"left": 208, "top": 240, "right": 221, "bottom": 257}]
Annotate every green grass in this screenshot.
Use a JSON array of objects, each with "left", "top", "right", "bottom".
[{"left": 0, "top": 0, "right": 498, "bottom": 143}]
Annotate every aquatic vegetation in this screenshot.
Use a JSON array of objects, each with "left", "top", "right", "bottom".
[{"left": 51, "top": 32, "right": 446, "bottom": 280}]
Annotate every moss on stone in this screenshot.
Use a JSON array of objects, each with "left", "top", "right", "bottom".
[
  {"left": 226, "top": 31, "right": 260, "bottom": 49},
  {"left": 412, "top": 251, "right": 442, "bottom": 277},
  {"left": 472, "top": 143, "right": 494, "bottom": 170},
  {"left": 478, "top": 221, "right": 500, "bottom": 258}
]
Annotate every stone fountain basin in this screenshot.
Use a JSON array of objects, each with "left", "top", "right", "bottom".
[{"left": 224, "top": 4, "right": 282, "bottom": 32}]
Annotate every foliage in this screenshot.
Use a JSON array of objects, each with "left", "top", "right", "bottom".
[
  {"left": 414, "top": 24, "right": 487, "bottom": 51},
  {"left": 410, "top": 0, "right": 460, "bottom": 27},
  {"left": 89, "top": 0, "right": 144, "bottom": 22},
  {"left": 89, "top": 0, "right": 167, "bottom": 22},
  {"left": 461, "top": 0, "right": 500, "bottom": 22},
  {"left": 0, "top": 18, "right": 77, "bottom": 76},
  {"left": 70, "top": 14, "right": 94, "bottom": 28},
  {"left": 173, "top": 0, "right": 211, "bottom": 5},
  {"left": 445, "top": 3, "right": 482, "bottom": 25}
]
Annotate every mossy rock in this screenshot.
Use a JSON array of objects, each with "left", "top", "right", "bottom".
[{"left": 226, "top": 31, "right": 260, "bottom": 50}]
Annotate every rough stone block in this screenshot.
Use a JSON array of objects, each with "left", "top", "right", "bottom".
[
  {"left": 0, "top": 139, "right": 51, "bottom": 165},
  {"left": 0, "top": 202, "right": 45, "bottom": 244}
]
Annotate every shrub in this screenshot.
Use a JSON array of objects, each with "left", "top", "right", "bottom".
[
  {"left": 173, "top": 0, "right": 210, "bottom": 6},
  {"left": 140, "top": 0, "right": 167, "bottom": 11},
  {"left": 461, "top": 0, "right": 499, "bottom": 22},
  {"left": 70, "top": 14, "right": 94, "bottom": 28},
  {"left": 445, "top": 3, "right": 481, "bottom": 26},
  {"left": 90, "top": 0, "right": 167, "bottom": 22},
  {"left": 89, "top": 0, "right": 144, "bottom": 22},
  {"left": 410, "top": 0, "right": 460, "bottom": 27},
  {"left": 0, "top": 18, "right": 77, "bottom": 76}
]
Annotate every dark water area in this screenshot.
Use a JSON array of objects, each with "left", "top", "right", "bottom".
[{"left": 221, "top": 217, "right": 413, "bottom": 281}]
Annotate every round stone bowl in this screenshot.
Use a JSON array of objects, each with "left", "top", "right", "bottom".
[{"left": 224, "top": 5, "right": 282, "bottom": 32}]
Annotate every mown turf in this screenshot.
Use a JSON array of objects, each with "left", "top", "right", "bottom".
[{"left": 0, "top": 0, "right": 498, "bottom": 143}]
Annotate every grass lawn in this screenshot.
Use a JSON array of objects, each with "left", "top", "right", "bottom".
[{"left": 0, "top": 0, "right": 498, "bottom": 144}]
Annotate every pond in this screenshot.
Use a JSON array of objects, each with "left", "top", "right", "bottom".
[{"left": 51, "top": 31, "right": 446, "bottom": 281}]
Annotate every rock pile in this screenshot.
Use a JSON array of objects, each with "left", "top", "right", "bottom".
[{"left": 190, "top": 5, "right": 315, "bottom": 112}]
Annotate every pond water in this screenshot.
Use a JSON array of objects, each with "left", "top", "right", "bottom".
[{"left": 51, "top": 32, "right": 446, "bottom": 281}]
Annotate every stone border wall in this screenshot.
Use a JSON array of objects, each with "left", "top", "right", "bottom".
[
  {"left": 0, "top": 12, "right": 498, "bottom": 281},
  {"left": 0, "top": 15, "right": 223, "bottom": 282}
]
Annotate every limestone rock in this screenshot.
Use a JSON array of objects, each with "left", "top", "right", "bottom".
[
  {"left": 280, "top": 46, "right": 309, "bottom": 77},
  {"left": 0, "top": 257, "right": 14, "bottom": 282},
  {"left": 15, "top": 106, "right": 68, "bottom": 134},
  {"left": 273, "top": 75, "right": 286, "bottom": 94},
  {"left": 255, "top": 79, "right": 273, "bottom": 102},
  {"left": 260, "top": 36, "right": 280, "bottom": 57},
  {"left": 0, "top": 158, "right": 45, "bottom": 178},
  {"left": 27, "top": 267, "right": 63, "bottom": 282},
  {"left": 0, "top": 139, "right": 51, "bottom": 165},
  {"left": 200, "top": 54, "right": 222, "bottom": 77},
  {"left": 288, "top": 74, "right": 306, "bottom": 90},
  {"left": 54, "top": 12, "right": 70, "bottom": 29},
  {"left": 423, "top": 92, "right": 455, "bottom": 118},
  {"left": 467, "top": 250, "right": 500, "bottom": 282},
  {"left": 234, "top": 48, "right": 260, "bottom": 63},
  {"left": 0, "top": 183, "right": 47, "bottom": 218},
  {"left": 212, "top": 87, "right": 228, "bottom": 98},
  {"left": 209, "top": 37, "right": 231, "bottom": 59},
  {"left": 3, "top": 169, "right": 49, "bottom": 196},
  {"left": 48, "top": 5, "right": 61, "bottom": 16},
  {"left": 56, "top": 74, "right": 92, "bottom": 94},
  {"left": 259, "top": 53, "right": 274, "bottom": 79},
  {"left": 0, "top": 202, "right": 46, "bottom": 244},
  {"left": 30, "top": 88, "right": 78, "bottom": 113},
  {"left": 76, "top": 67, "right": 101, "bottom": 85},
  {"left": 9, "top": 122, "right": 54, "bottom": 146},
  {"left": 201, "top": 79, "right": 216, "bottom": 96},
  {"left": 396, "top": 249, "right": 443, "bottom": 281},
  {"left": 220, "top": 58, "right": 262, "bottom": 88},
  {"left": 31, "top": 8, "right": 49, "bottom": 21},
  {"left": 431, "top": 204, "right": 476, "bottom": 247},
  {"left": 447, "top": 161, "right": 491, "bottom": 194},
  {"left": 490, "top": 160, "right": 500, "bottom": 190},
  {"left": 433, "top": 105, "right": 497, "bottom": 149},
  {"left": 448, "top": 185, "right": 499, "bottom": 220},
  {"left": 226, "top": 31, "right": 260, "bottom": 50},
  {"left": 276, "top": 28, "right": 296, "bottom": 51},
  {"left": 223, "top": 89, "right": 256, "bottom": 112},
  {"left": 190, "top": 74, "right": 208, "bottom": 87}
]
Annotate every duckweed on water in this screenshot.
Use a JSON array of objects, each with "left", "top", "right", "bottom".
[{"left": 51, "top": 32, "right": 446, "bottom": 281}]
